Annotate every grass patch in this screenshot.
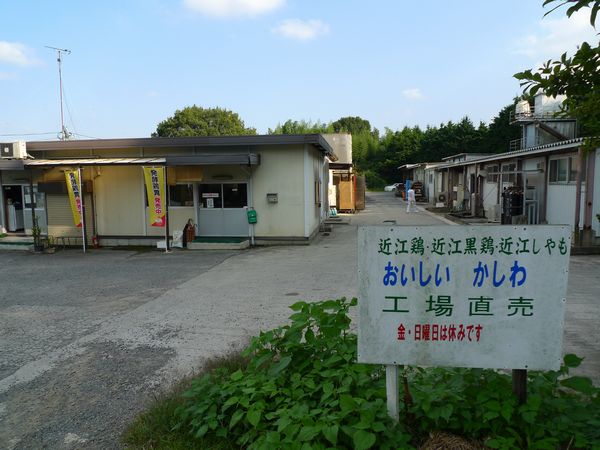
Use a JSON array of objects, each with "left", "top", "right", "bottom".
[
  {"left": 124, "top": 299, "right": 600, "bottom": 450},
  {"left": 122, "top": 352, "right": 248, "bottom": 449}
]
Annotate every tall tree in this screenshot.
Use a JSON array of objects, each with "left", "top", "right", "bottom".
[
  {"left": 268, "top": 119, "right": 332, "bottom": 134},
  {"left": 331, "top": 116, "right": 372, "bottom": 135},
  {"left": 153, "top": 106, "right": 256, "bottom": 137},
  {"left": 485, "top": 103, "right": 522, "bottom": 153},
  {"left": 514, "top": 0, "right": 600, "bottom": 149}
]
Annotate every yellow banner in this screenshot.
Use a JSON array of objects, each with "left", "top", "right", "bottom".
[
  {"left": 65, "top": 170, "right": 83, "bottom": 227},
  {"left": 143, "top": 167, "right": 166, "bottom": 227}
]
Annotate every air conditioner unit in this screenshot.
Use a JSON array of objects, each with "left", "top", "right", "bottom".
[{"left": 0, "top": 141, "right": 28, "bottom": 159}]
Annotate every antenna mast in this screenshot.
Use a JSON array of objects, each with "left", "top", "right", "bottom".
[{"left": 45, "top": 46, "right": 71, "bottom": 140}]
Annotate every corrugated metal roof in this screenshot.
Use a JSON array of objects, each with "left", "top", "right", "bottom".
[
  {"left": 398, "top": 163, "right": 424, "bottom": 170},
  {"left": 433, "top": 138, "right": 584, "bottom": 170}
]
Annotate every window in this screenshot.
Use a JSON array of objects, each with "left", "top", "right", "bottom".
[
  {"left": 24, "top": 186, "right": 45, "bottom": 209},
  {"left": 223, "top": 183, "right": 248, "bottom": 208},
  {"left": 550, "top": 156, "right": 585, "bottom": 183},
  {"left": 501, "top": 163, "right": 516, "bottom": 183},
  {"left": 198, "top": 184, "right": 223, "bottom": 208},
  {"left": 198, "top": 183, "right": 248, "bottom": 209},
  {"left": 486, "top": 165, "right": 499, "bottom": 183},
  {"left": 169, "top": 184, "right": 194, "bottom": 206}
]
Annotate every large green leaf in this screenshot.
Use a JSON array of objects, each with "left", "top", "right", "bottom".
[
  {"left": 247, "top": 409, "right": 262, "bottom": 427},
  {"left": 297, "top": 426, "right": 320, "bottom": 441},
  {"left": 353, "top": 430, "right": 376, "bottom": 450},
  {"left": 560, "top": 376, "right": 595, "bottom": 394},
  {"left": 563, "top": 354, "right": 584, "bottom": 368},
  {"left": 229, "top": 410, "right": 244, "bottom": 429},
  {"left": 322, "top": 424, "right": 338, "bottom": 445}
]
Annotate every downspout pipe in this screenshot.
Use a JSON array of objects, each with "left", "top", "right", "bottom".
[
  {"left": 583, "top": 151, "right": 595, "bottom": 230},
  {"left": 573, "top": 147, "right": 583, "bottom": 245},
  {"left": 29, "top": 169, "right": 36, "bottom": 234}
]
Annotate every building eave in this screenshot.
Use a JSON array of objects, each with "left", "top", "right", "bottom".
[{"left": 25, "top": 134, "right": 337, "bottom": 161}]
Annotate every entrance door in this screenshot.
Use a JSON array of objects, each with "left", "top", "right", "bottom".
[
  {"left": 3, "top": 185, "right": 24, "bottom": 232},
  {"left": 197, "top": 182, "right": 249, "bottom": 237}
]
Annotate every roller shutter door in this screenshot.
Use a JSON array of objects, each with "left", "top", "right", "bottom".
[{"left": 46, "top": 193, "right": 94, "bottom": 239}]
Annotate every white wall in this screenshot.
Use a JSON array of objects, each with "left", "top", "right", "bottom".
[
  {"left": 251, "top": 145, "right": 306, "bottom": 238},
  {"left": 305, "top": 145, "right": 323, "bottom": 237},
  {"left": 482, "top": 172, "right": 499, "bottom": 221},
  {"left": 546, "top": 185, "right": 585, "bottom": 231}
]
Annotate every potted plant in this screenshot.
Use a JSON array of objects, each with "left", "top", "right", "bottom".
[{"left": 31, "top": 217, "right": 44, "bottom": 253}]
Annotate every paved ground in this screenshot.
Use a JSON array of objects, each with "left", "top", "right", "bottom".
[{"left": 0, "top": 192, "right": 598, "bottom": 449}]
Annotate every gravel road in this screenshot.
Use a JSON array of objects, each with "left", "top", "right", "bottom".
[{"left": 0, "top": 192, "right": 597, "bottom": 449}]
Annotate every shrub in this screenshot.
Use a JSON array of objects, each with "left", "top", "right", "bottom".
[{"left": 171, "top": 298, "right": 599, "bottom": 449}]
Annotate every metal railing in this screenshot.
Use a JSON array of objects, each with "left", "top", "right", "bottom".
[
  {"left": 509, "top": 105, "right": 572, "bottom": 123},
  {"left": 508, "top": 137, "right": 544, "bottom": 151},
  {"left": 508, "top": 136, "right": 555, "bottom": 152}
]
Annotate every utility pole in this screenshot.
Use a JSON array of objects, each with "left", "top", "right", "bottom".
[{"left": 45, "top": 46, "right": 71, "bottom": 140}]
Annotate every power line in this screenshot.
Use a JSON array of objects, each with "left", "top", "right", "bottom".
[{"left": 0, "top": 132, "right": 58, "bottom": 137}]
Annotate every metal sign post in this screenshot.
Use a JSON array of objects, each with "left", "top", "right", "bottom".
[
  {"left": 164, "top": 166, "right": 170, "bottom": 253},
  {"left": 385, "top": 365, "right": 399, "bottom": 422},
  {"left": 79, "top": 167, "right": 86, "bottom": 253},
  {"left": 512, "top": 369, "right": 527, "bottom": 404}
]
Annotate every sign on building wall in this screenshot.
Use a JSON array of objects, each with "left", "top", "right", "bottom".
[
  {"left": 358, "top": 225, "right": 571, "bottom": 371},
  {"left": 143, "top": 167, "right": 166, "bottom": 227},
  {"left": 64, "top": 170, "right": 83, "bottom": 228}
]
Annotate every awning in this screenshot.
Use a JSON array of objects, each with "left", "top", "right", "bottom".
[
  {"left": 166, "top": 154, "right": 260, "bottom": 166},
  {"left": 22, "top": 154, "right": 260, "bottom": 168},
  {"left": 24, "top": 157, "right": 166, "bottom": 167},
  {"left": 328, "top": 162, "right": 352, "bottom": 170},
  {"left": 0, "top": 159, "right": 25, "bottom": 170}
]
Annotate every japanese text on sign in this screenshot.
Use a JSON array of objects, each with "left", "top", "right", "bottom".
[{"left": 358, "top": 225, "right": 571, "bottom": 370}]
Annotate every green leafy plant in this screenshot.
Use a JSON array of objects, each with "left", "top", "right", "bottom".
[
  {"left": 406, "top": 355, "right": 600, "bottom": 449},
  {"left": 130, "top": 298, "right": 599, "bottom": 449},
  {"left": 31, "top": 216, "right": 45, "bottom": 252},
  {"left": 176, "top": 298, "right": 412, "bottom": 449}
]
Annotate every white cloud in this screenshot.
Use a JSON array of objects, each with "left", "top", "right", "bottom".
[
  {"left": 183, "top": 0, "right": 284, "bottom": 18},
  {"left": 0, "top": 41, "right": 39, "bottom": 66},
  {"left": 272, "top": 19, "right": 329, "bottom": 40},
  {"left": 514, "top": 10, "right": 598, "bottom": 60},
  {"left": 402, "top": 88, "right": 423, "bottom": 100}
]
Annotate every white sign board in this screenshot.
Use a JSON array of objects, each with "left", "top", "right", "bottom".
[{"left": 358, "top": 225, "right": 571, "bottom": 370}]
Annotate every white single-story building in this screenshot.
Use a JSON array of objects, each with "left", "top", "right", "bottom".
[
  {"left": 0, "top": 134, "right": 337, "bottom": 246},
  {"left": 432, "top": 140, "right": 599, "bottom": 240}
]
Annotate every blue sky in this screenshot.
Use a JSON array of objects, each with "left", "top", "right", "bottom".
[{"left": 0, "top": 0, "right": 597, "bottom": 140}]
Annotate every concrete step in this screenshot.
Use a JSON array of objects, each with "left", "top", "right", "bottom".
[
  {"left": 186, "top": 240, "right": 249, "bottom": 250},
  {"left": 0, "top": 236, "right": 34, "bottom": 251}
]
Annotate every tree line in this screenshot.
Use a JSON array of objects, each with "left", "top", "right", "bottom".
[{"left": 153, "top": 105, "right": 520, "bottom": 189}]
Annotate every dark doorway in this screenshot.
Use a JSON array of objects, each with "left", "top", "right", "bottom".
[{"left": 3, "top": 185, "right": 24, "bottom": 232}]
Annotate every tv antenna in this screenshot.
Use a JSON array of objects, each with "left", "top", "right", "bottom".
[{"left": 45, "top": 46, "right": 71, "bottom": 140}]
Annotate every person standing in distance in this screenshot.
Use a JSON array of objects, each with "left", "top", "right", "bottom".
[{"left": 406, "top": 187, "right": 416, "bottom": 213}]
